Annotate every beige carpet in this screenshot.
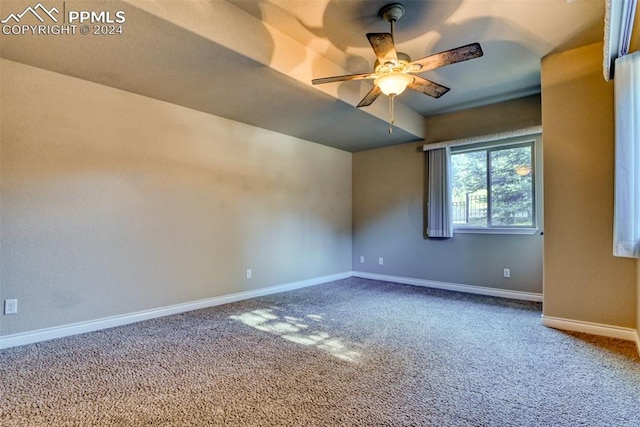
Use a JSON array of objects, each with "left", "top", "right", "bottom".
[{"left": 1, "top": 277, "right": 639, "bottom": 426}]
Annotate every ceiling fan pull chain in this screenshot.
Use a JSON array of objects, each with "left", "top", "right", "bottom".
[{"left": 388, "top": 94, "right": 395, "bottom": 134}]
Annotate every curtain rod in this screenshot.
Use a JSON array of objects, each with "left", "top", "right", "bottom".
[{"left": 422, "top": 126, "right": 542, "bottom": 152}]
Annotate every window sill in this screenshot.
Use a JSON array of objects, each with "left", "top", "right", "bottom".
[{"left": 453, "top": 227, "right": 540, "bottom": 235}]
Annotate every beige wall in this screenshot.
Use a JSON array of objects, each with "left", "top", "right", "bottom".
[
  {"left": 0, "top": 59, "right": 352, "bottom": 336},
  {"left": 4, "top": 40, "right": 639, "bottom": 341},
  {"left": 353, "top": 96, "right": 543, "bottom": 293},
  {"left": 631, "top": 13, "right": 640, "bottom": 53},
  {"left": 541, "top": 43, "right": 636, "bottom": 328},
  {"left": 424, "top": 94, "right": 541, "bottom": 143}
]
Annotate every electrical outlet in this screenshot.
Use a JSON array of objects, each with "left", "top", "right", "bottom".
[
  {"left": 503, "top": 268, "right": 511, "bottom": 278},
  {"left": 246, "top": 269, "right": 252, "bottom": 279},
  {"left": 378, "top": 257, "right": 384, "bottom": 265},
  {"left": 4, "top": 299, "right": 17, "bottom": 315},
  {"left": 360, "top": 256, "right": 365, "bottom": 263}
]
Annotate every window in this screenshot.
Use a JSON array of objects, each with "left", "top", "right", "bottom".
[
  {"left": 613, "top": 52, "right": 640, "bottom": 258},
  {"left": 423, "top": 127, "right": 541, "bottom": 237},
  {"left": 451, "top": 141, "right": 535, "bottom": 230}
]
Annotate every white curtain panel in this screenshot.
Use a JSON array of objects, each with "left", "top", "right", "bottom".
[
  {"left": 614, "top": 51, "right": 640, "bottom": 258},
  {"left": 426, "top": 147, "right": 453, "bottom": 238}
]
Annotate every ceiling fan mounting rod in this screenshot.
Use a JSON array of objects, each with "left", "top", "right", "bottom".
[
  {"left": 391, "top": 17, "right": 395, "bottom": 40},
  {"left": 379, "top": 3, "right": 405, "bottom": 39}
]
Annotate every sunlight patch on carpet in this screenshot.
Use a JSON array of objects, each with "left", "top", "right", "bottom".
[{"left": 230, "top": 309, "right": 360, "bottom": 362}]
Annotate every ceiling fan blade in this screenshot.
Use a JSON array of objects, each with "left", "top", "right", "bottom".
[
  {"left": 311, "top": 72, "right": 375, "bottom": 85},
  {"left": 357, "top": 86, "right": 381, "bottom": 107},
  {"left": 408, "top": 42, "right": 483, "bottom": 73},
  {"left": 408, "top": 76, "right": 450, "bottom": 98},
  {"left": 367, "top": 33, "right": 398, "bottom": 64}
]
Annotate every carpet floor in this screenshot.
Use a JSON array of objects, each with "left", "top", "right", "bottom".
[{"left": 1, "top": 277, "right": 639, "bottom": 426}]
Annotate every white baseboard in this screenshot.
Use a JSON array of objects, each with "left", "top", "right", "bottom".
[
  {"left": 541, "top": 315, "right": 638, "bottom": 342},
  {"left": 356, "top": 272, "right": 639, "bottom": 349},
  {"left": 5, "top": 271, "right": 636, "bottom": 354},
  {"left": 352, "top": 271, "right": 543, "bottom": 302},
  {"left": 0, "top": 271, "right": 352, "bottom": 350}
]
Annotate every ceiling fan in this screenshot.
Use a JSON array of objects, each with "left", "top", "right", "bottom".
[{"left": 311, "top": 3, "right": 483, "bottom": 131}]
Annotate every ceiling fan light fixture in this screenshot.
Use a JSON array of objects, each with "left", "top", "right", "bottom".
[{"left": 374, "top": 72, "right": 413, "bottom": 96}]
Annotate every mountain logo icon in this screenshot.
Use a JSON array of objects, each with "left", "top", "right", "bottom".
[{"left": 1, "top": 2, "right": 59, "bottom": 24}]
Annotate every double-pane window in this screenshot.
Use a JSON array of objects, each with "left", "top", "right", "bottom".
[{"left": 451, "top": 142, "right": 534, "bottom": 229}]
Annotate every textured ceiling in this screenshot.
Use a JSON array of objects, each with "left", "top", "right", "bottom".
[{"left": 0, "top": 0, "right": 605, "bottom": 151}]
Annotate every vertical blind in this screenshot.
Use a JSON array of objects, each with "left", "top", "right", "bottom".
[
  {"left": 613, "top": 51, "right": 640, "bottom": 258},
  {"left": 425, "top": 147, "right": 453, "bottom": 238}
]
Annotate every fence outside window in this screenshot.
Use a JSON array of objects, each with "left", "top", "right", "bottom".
[{"left": 452, "top": 193, "right": 487, "bottom": 225}]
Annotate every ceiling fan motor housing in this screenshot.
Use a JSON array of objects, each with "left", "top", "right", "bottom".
[{"left": 375, "top": 52, "right": 412, "bottom": 73}]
